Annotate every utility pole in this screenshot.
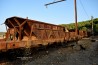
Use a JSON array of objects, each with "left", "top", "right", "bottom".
[
  {"left": 74, "top": 0, "right": 78, "bottom": 36},
  {"left": 91, "top": 16, "right": 94, "bottom": 36}
]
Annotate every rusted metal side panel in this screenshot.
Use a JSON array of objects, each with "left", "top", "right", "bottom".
[
  {"left": 69, "top": 32, "right": 76, "bottom": 40},
  {"left": 7, "top": 41, "right": 20, "bottom": 49},
  {"left": 0, "top": 42, "right": 6, "bottom": 51},
  {"left": 65, "top": 32, "right": 70, "bottom": 41},
  {"left": 79, "top": 30, "right": 84, "bottom": 37},
  {"left": 79, "top": 30, "right": 87, "bottom": 38},
  {"left": 7, "top": 42, "right": 15, "bottom": 49},
  {"left": 0, "top": 41, "right": 27, "bottom": 51},
  {"left": 83, "top": 31, "right": 87, "bottom": 37}
]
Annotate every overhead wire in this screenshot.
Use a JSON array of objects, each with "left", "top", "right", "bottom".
[{"left": 79, "top": 0, "right": 90, "bottom": 19}]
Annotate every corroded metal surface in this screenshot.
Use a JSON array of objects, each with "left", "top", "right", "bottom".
[{"left": 0, "top": 16, "right": 87, "bottom": 52}]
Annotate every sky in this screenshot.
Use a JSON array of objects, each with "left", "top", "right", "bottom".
[{"left": 0, "top": 0, "right": 98, "bottom": 32}]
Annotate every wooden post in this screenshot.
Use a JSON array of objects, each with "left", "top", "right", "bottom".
[
  {"left": 74, "top": 0, "right": 78, "bottom": 36},
  {"left": 91, "top": 16, "right": 94, "bottom": 36}
]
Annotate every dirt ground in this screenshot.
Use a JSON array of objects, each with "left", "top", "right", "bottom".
[
  {"left": 27, "top": 38, "right": 98, "bottom": 65},
  {"left": 0, "top": 37, "right": 98, "bottom": 65}
]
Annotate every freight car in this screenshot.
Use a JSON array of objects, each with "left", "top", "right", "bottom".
[{"left": 0, "top": 16, "right": 87, "bottom": 53}]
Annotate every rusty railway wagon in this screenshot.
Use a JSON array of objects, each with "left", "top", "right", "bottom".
[{"left": 0, "top": 16, "right": 87, "bottom": 52}]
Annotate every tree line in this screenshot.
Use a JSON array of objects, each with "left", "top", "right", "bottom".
[{"left": 60, "top": 18, "right": 98, "bottom": 35}]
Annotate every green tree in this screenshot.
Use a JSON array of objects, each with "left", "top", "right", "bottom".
[
  {"left": 81, "top": 27, "right": 87, "bottom": 31},
  {"left": 94, "top": 24, "right": 98, "bottom": 32}
]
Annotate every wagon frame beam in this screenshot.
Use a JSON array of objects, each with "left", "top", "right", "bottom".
[
  {"left": 14, "top": 18, "right": 20, "bottom": 26},
  {"left": 14, "top": 18, "right": 29, "bottom": 40},
  {"left": 8, "top": 19, "right": 15, "bottom": 28}
]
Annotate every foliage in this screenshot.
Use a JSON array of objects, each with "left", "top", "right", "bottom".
[
  {"left": 60, "top": 18, "right": 98, "bottom": 34},
  {"left": 94, "top": 24, "right": 98, "bottom": 32}
]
